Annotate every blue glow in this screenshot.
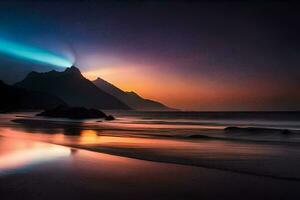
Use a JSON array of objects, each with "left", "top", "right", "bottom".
[{"left": 0, "top": 38, "right": 73, "bottom": 67}]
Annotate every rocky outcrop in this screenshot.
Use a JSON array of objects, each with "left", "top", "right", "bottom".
[{"left": 37, "top": 105, "right": 115, "bottom": 120}]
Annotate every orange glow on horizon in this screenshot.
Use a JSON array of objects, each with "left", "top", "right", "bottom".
[
  {"left": 82, "top": 65, "right": 223, "bottom": 110},
  {"left": 82, "top": 64, "right": 300, "bottom": 111}
]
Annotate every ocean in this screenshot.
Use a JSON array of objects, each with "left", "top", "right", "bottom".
[{"left": 0, "top": 111, "right": 300, "bottom": 182}]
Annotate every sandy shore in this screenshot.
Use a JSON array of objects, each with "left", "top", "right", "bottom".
[
  {"left": 69, "top": 142, "right": 300, "bottom": 181},
  {"left": 2, "top": 122, "right": 300, "bottom": 181},
  {"left": 1, "top": 136, "right": 300, "bottom": 200},
  {"left": 1, "top": 113, "right": 300, "bottom": 199}
]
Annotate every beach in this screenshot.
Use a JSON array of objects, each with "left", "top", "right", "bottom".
[{"left": 1, "top": 111, "right": 300, "bottom": 199}]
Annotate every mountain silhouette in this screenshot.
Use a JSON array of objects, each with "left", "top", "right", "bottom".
[
  {"left": 0, "top": 80, "right": 66, "bottom": 112},
  {"left": 15, "top": 66, "right": 130, "bottom": 110},
  {"left": 93, "top": 77, "right": 171, "bottom": 111}
]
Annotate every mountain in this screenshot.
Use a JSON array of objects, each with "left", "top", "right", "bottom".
[
  {"left": 93, "top": 77, "right": 172, "bottom": 111},
  {"left": 15, "top": 66, "right": 130, "bottom": 110},
  {"left": 0, "top": 58, "right": 62, "bottom": 84},
  {"left": 0, "top": 80, "right": 66, "bottom": 112}
]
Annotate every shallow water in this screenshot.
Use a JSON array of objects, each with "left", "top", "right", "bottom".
[
  {"left": 1, "top": 112, "right": 300, "bottom": 180},
  {"left": 1, "top": 137, "right": 300, "bottom": 200},
  {"left": 1, "top": 111, "right": 300, "bottom": 199},
  {"left": 110, "top": 110, "right": 300, "bottom": 130},
  {"left": 2, "top": 111, "right": 300, "bottom": 142}
]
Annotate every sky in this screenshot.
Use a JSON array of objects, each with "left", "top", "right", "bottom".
[{"left": 0, "top": 0, "right": 299, "bottom": 111}]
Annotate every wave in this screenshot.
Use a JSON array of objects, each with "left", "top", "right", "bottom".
[
  {"left": 3, "top": 113, "right": 300, "bottom": 182},
  {"left": 9, "top": 118, "right": 300, "bottom": 144},
  {"left": 67, "top": 145, "right": 300, "bottom": 182}
]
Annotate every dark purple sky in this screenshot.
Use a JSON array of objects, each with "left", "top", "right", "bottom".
[{"left": 0, "top": 0, "right": 299, "bottom": 110}]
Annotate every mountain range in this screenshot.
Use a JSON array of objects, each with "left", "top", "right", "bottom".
[
  {"left": 93, "top": 77, "right": 170, "bottom": 110},
  {"left": 14, "top": 66, "right": 130, "bottom": 110},
  {"left": 10, "top": 66, "right": 171, "bottom": 111}
]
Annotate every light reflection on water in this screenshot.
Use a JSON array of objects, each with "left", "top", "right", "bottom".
[
  {"left": 1, "top": 123, "right": 300, "bottom": 180},
  {"left": 0, "top": 127, "right": 274, "bottom": 158},
  {"left": 0, "top": 138, "right": 70, "bottom": 174}
]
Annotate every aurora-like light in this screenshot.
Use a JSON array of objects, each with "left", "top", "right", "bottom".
[{"left": 0, "top": 38, "right": 73, "bottom": 67}]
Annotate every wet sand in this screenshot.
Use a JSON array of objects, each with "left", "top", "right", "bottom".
[
  {"left": 1, "top": 136, "right": 300, "bottom": 200},
  {"left": 2, "top": 125, "right": 300, "bottom": 181},
  {"left": 1, "top": 112, "right": 300, "bottom": 199}
]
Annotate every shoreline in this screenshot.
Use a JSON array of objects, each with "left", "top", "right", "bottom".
[
  {"left": 1, "top": 132, "right": 300, "bottom": 182},
  {"left": 2, "top": 115, "right": 300, "bottom": 182},
  {"left": 2, "top": 112, "right": 300, "bottom": 199},
  {"left": 64, "top": 143, "right": 300, "bottom": 182},
  {"left": 1, "top": 136, "right": 300, "bottom": 200}
]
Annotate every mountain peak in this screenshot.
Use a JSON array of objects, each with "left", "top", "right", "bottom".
[
  {"left": 15, "top": 68, "right": 130, "bottom": 110},
  {"left": 126, "top": 91, "right": 140, "bottom": 97},
  {"left": 64, "top": 66, "right": 81, "bottom": 74},
  {"left": 94, "top": 77, "right": 110, "bottom": 84},
  {"left": 96, "top": 77, "right": 103, "bottom": 81},
  {"left": 93, "top": 78, "right": 172, "bottom": 110}
]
